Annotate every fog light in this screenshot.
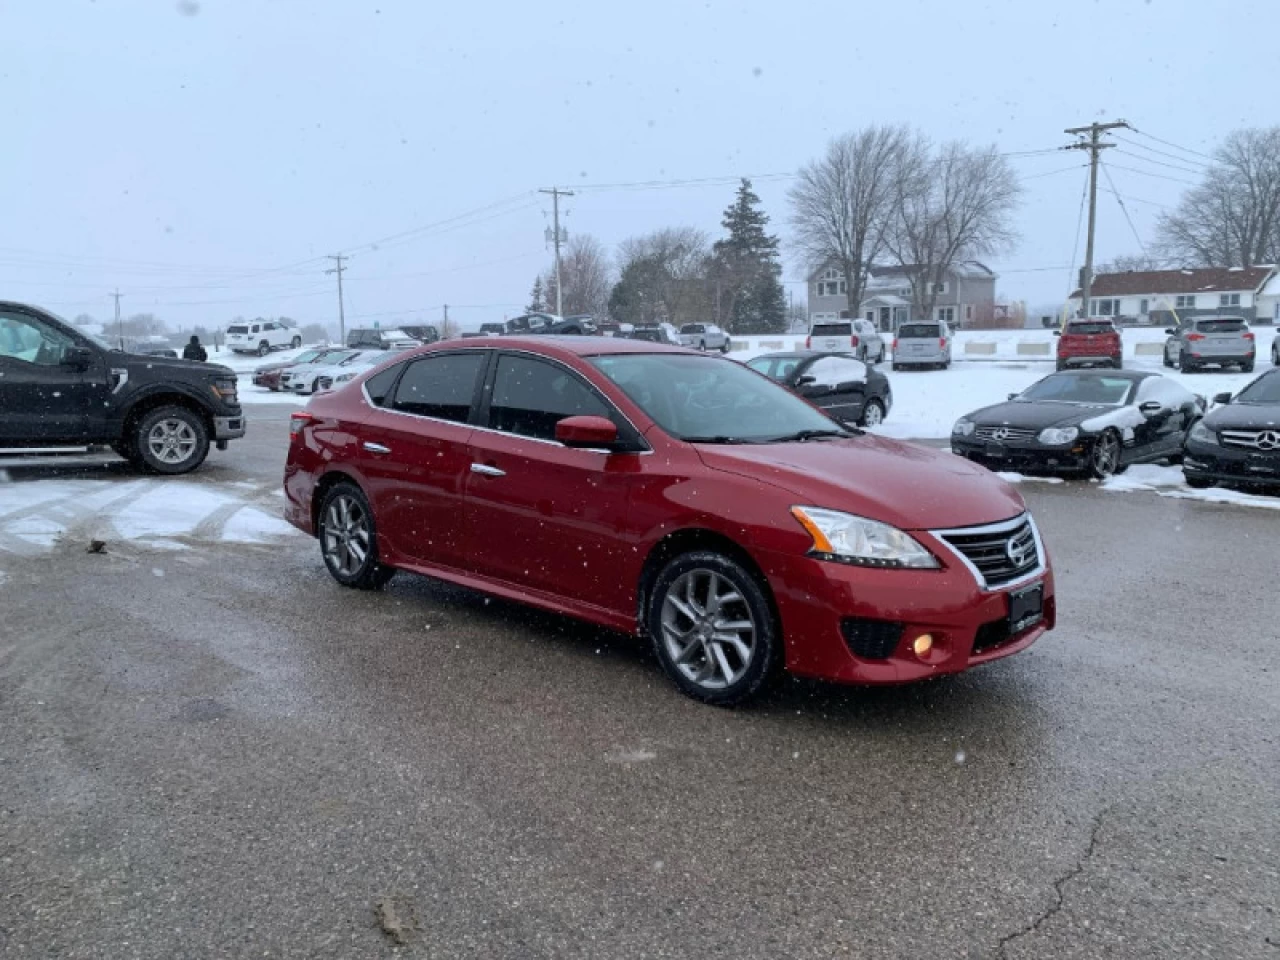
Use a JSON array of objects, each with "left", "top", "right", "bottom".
[{"left": 912, "top": 634, "right": 934, "bottom": 657}]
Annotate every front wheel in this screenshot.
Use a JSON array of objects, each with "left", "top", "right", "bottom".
[
  {"left": 647, "top": 551, "right": 780, "bottom": 706},
  {"left": 1089, "top": 430, "right": 1123, "bottom": 480},
  {"left": 318, "top": 483, "right": 396, "bottom": 590},
  {"left": 720, "top": 341, "right": 729, "bottom": 353},
  {"left": 861, "top": 399, "right": 886, "bottom": 427},
  {"left": 134, "top": 405, "right": 210, "bottom": 475},
  {"left": 291, "top": 335, "right": 302, "bottom": 349}
]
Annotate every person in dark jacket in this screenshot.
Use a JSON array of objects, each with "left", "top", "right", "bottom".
[{"left": 182, "top": 335, "right": 207, "bottom": 362}]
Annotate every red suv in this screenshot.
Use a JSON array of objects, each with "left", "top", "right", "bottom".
[
  {"left": 284, "top": 338, "right": 1055, "bottom": 705},
  {"left": 1056, "top": 319, "right": 1123, "bottom": 370}
]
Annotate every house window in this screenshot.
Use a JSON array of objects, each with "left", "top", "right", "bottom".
[
  {"left": 964, "top": 304, "right": 973, "bottom": 322},
  {"left": 936, "top": 306, "right": 956, "bottom": 324},
  {"left": 1090, "top": 298, "right": 1121, "bottom": 317},
  {"left": 1220, "top": 293, "right": 1241, "bottom": 307},
  {"left": 932, "top": 282, "right": 948, "bottom": 295},
  {"left": 1175, "top": 295, "right": 1196, "bottom": 309},
  {"left": 1139, "top": 298, "right": 1149, "bottom": 314}
]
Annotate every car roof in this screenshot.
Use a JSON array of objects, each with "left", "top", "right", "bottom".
[
  {"left": 751, "top": 350, "right": 852, "bottom": 360},
  {"left": 409, "top": 335, "right": 692, "bottom": 360}
]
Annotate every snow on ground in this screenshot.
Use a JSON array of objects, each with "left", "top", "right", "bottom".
[
  {"left": 0, "top": 477, "right": 302, "bottom": 559},
  {"left": 1100, "top": 464, "right": 1280, "bottom": 512}
]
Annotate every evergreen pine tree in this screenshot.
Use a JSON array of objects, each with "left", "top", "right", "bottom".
[
  {"left": 712, "top": 179, "right": 786, "bottom": 333},
  {"left": 527, "top": 276, "right": 547, "bottom": 312}
]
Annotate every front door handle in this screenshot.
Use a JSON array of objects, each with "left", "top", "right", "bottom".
[
  {"left": 470, "top": 463, "right": 506, "bottom": 477},
  {"left": 363, "top": 442, "right": 391, "bottom": 454}
]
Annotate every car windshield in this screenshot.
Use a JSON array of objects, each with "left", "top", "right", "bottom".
[
  {"left": 590, "top": 353, "right": 842, "bottom": 443},
  {"left": 1234, "top": 372, "right": 1280, "bottom": 404},
  {"left": 897, "top": 324, "right": 939, "bottom": 338},
  {"left": 1065, "top": 322, "right": 1114, "bottom": 335},
  {"left": 1196, "top": 319, "right": 1247, "bottom": 333},
  {"left": 1019, "top": 372, "right": 1134, "bottom": 405}
]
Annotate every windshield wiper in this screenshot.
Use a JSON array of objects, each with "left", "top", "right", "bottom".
[
  {"left": 766, "top": 428, "right": 856, "bottom": 443},
  {"left": 683, "top": 435, "right": 765, "bottom": 445}
]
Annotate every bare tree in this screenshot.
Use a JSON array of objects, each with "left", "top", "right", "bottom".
[
  {"left": 543, "top": 234, "right": 613, "bottom": 318},
  {"left": 788, "top": 125, "right": 912, "bottom": 318},
  {"left": 1155, "top": 127, "right": 1280, "bottom": 267},
  {"left": 611, "top": 227, "right": 712, "bottom": 325},
  {"left": 886, "top": 140, "right": 1021, "bottom": 323},
  {"left": 1095, "top": 254, "right": 1164, "bottom": 274}
]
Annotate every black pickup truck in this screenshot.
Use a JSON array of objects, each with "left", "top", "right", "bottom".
[{"left": 0, "top": 301, "right": 245, "bottom": 474}]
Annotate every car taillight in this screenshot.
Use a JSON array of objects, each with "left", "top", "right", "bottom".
[
  {"left": 892, "top": 338, "right": 899, "bottom": 351},
  {"left": 939, "top": 337, "right": 946, "bottom": 348},
  {"left": 805, "top": 336, "right": 812, "bottom": 348},
  {"left": 289, "top": 412, "right": 316, "bottom": 436},
  {"left": 850, "top": 335, "right": 860, "bottom": 347},
  {"left": 1186, "top": 333, "right": 1205, "bottom": 342},
  {"left": 1243, "top": 332, "right": 1255, "bottom": 341}
]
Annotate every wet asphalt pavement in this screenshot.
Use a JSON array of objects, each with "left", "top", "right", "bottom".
[{"left": 2, "top": 412, "right": 1278, "bottom": 959}]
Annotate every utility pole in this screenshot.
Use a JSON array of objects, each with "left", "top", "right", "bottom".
[
  {"left": 1064, "top": 120, "right": 1129, "bottom": 318},
  {"left": 539, "top": 187, "right": 574, "bottom": 315},
  {"left": 442, "top": 303, "right": 449, "bottom": 339},
  {"left": 111, "top": 289, "right": 123, "bottom": 349},
  {"left": 326, "top": 255, "right": 348, "bottom": 345}
]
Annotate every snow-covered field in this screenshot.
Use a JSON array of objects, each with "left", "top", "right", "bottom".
[{"left": 0, "top": 475, "right": 300, "bottom": 560}]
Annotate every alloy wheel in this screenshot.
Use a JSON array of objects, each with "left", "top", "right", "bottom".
[
  {"left": 659, "top": 569, "right": 757, "bottom": 691},
  {"left": 1093, "top": 432, "right": 1120, "bottom": 478},
  {"left": 322, "top": 494, "right": 371, "bottom": 578},
  {"left": 863, "top": 401, "right": 884, "bottom": 427},
  {"left": 146, "top": 418, "right": 198, "bottom": 465}
]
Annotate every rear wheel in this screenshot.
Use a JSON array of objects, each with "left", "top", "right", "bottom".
[
  {"left": 1241, "top": 359, "right": 1255, "bottom": 373},
  {"left": 1163, "top": 350, "right": 1174, "bottom": 368},
  {"left": 861, "top": 399, "right": 885, "bottom": 427},
  {"left": 1056, "top": 360, "right": 1067, "bottom": 371},
  {"left": 720, "top": 340, "right": 729, "bottom": 353},
  {"left": 134, "top": 405, "right": 209, "bottom": 475},
  {"left": 318, "top": 483, "right": 396, "bottom": 590},
  {"left": 1179, "top": 351, "right": 1197, "bottom": 373},
  {"left": 647, "top": 551, "right": 780, "bottom": 706},
  {"left": 290, "top": 335, "right": 302, "bottom": 349},
  {"left": 257, "top": 341, "right": 270, "bottom": 357}
]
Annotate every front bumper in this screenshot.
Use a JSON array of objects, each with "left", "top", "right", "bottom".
[
  {"left": 1183, "top": 439, "right": 1280, "bottom": 485},
  {"left": 756, "top": 541, "right": 1055, "bottom": 685},
  {"left": 951, "top": 438, "right": 1089, "bottom": 473},
  {"left": 213, "top": 414, "right": 246, "bottom": 441}
]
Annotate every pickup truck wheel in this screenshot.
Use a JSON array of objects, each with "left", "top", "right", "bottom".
[
  {"left": 318, "top": 483, "right": 396, "bottom": 590},
  {"left": 256, "top": 341, "right": 270, "bottom": 357},
  {"left": 290, "top": 335, "right": 302, "bottom": 349},
  {"left": 134, "top": 406, "right": 210, "bottom": 475}
]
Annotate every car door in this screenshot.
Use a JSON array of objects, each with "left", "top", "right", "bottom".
[
  {"left": 355, "top": 350, "right": 490, "bottom": 570},
  {"left": 0, "top": 307, "right": 101, "bottom": 443},
  {"left": 1133, "top": 377, "right": 1194, "bottom": 458},
  {"left": 464, "top": 351, "right": 646, "bottom": 612},
  {"left": 795, "top": 355, "right": 870, "bottom": 421}
]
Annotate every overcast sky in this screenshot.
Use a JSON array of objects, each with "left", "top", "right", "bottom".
[{"left": 1, "top": 0, "right": 1271, "bottom": 331}]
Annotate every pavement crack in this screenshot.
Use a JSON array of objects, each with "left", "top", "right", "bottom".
[{"left": 996, "top": 806, "right": 1110, "bottom": 958}]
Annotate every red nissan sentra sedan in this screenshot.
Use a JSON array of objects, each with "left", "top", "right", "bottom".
[{"left": 284, "top": 337, "right": 1055, "bottom": 705}]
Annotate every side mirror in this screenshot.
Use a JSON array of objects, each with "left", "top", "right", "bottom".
[
  {"left": 1052, "top": 329, "right": 1061, "bottom": 336},
  {"left": 1007, "top": 392, "right": 1019, "bottom": 401},
  {"left": 796, "top": 374, "right": 817, "bottom": 386},
  {"left": 1164, "top": 328, "right": 1175, "bottom": 335},
  {"left": 1138, "top": 400, "right": 1165, "bottom": 418},
  {"left": 1212, "top": 391, "right": 1232, "bottom": 406},
  {"left": 555, "top": 415, "right": 619, "bottom": 449},
  {"left": 61, "top": 345, "right": 94, "bottom": 369}
]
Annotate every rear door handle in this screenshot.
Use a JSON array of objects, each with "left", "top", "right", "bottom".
[
  {"left": 470, "top": 463, "right": 506, "bottom": 477},
  {"left": 363, "top": 442, "right": 391, "bottom": 454}
]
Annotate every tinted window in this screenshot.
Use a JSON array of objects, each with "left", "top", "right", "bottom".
[
  {"left": 1135, "top": 377, "right": 1192, "bottom": 406},
  {"left": 363, "top": 363, "right": 403, "bottom": 407},
  {"left": 898, "top": 324, "right": 940, "bottom": 339},
  {"left": 1196, "top": 319, "right": 1247, "bottom": 333},
  {"left": 1064, "top": 322, "right": 1116, "bottom": 335},
  {"left": 1235, "top": 371, "right": 1280, "bottom": 404},
  {"left": 746, "top": 356, "right": 804, "bottom": 381},
  {"left": 390, "top": 352, "right": 486, "bottom": 422},
  {"left": 811, "top": 322, "right": 853, "bottom": 336},
  {"left": 490, "top": 355, "right": 611, "bottom": 441}
]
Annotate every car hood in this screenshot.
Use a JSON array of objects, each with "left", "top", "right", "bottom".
[
  {"left": 966, "top": 400, "right": 1114, "bottom": 430},
  {"left": 122, "top": 352, "right": 234, "bottom": 378},
  {"left": 696, "top": 434, "right": 1025, "bottom": 531},
  {"left": 1203, "top": 403, "right": 1280, "bottom": 430}
]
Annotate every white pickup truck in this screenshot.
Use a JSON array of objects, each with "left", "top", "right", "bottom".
[{"left": 226, "top": 320, "right": 301, "bottom": 356}]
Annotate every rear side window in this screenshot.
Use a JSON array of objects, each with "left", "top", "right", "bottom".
[
  {"left": 812, "top": 322, "right": 853, "bottom": 336},
  {"left": 390, "top": 353, "right": 486, "bottom": 423},
  {"left": 363, "top": 363, "right": 403, "bottom": 407},
  {"left": 898, "top": 324, "right": 940, "bottom": 339},
  {"left": 1065, "top": 322, "right": 1116, "bottom": 335},
  {"left": 1196, "top": 319, "right": 1246, "bottom": 333},
  {"left": 489, "top": 354, "right": 612, "bottom": 442}
]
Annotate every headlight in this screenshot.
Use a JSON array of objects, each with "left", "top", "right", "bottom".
[
  {"left": 952, "top": 418, "right": 976, "bottom": 437},
  {"left": 791, "top": 506, "right": 940, "bottom": 569},
  {"left": 1189, "top": 421, "right": 1218, "bottom": 446},
  {"left": 211, "top": 377, "right": 238, "bottom": 401},
  {"left": 335, "top": 372, "right": 356, "bottom": 383},
  {"left": 1038, "top": 426, "right": 1079, "bottom": 445}
]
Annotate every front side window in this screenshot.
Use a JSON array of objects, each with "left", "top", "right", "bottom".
[
  {"left": 390, "top": 352, "right": 487, "bottom": 423},
  {"left": 1235, "top": 371, "right": 1280, "bottom": 404},
  {"left": 1135, "top": 377, "right": 1192, "bottom": 407},
  {"left": 805, "top": 356, "right": 868, "bottom": 387},
  {"left": 0, "top": 310, "right": 76, "bottom": 366},
  {"left": 489, "top": 354, "right": 612, "bottom": 442}
]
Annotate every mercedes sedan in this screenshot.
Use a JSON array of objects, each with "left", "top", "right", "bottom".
[
  {"left": 952, "top": 369, "right": 1204, "bottom": 479},
  {"left": 284, "top": 337, "right": 1055, "bottom": 705},
  {"left": 1183, "top": 369, "right": 1280, "bottom": 489}
]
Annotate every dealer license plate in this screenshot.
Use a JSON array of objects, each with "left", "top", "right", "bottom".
[{"left": 1008, "top": 583, "right": 1044, "bottom": 633}]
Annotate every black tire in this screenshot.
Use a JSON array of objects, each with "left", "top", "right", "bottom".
[
  {"left": 1056, "top": 361, "right": 1066, "bottom": 371},
  {"left": 1163, "top": 350, "right": 1174, "bottom": 368},
  {"left": 860, "top": 398, "right": 886, "bottom": 428},
  {"left": 317, "top": 482, "right": 396, "bottom": 590},
  {"left": 1272, "top": 346, "right": 1279, "bottom": 366},
  {"left": 1241, "top": 359, "right": 1255, "bottom": 373},
  {"left": 1185, "top": 475, "right": 1214, "bottom": 489},
  {"left": 1089, "top": 429, "right": 1123, "bottom": 480},
  {"left": 647, "top": 550, "right": 780, "bottom": 706},
  {"left": 892, "top": 363, "right": 901, "bottom": 372},
  {"left": 133, "top": 405, "right": 210, "bottom": 475},
  {"left": 1112, "top": 356, "right": 1123, "bottom": 369},
  {"left": 257, "top": 341, "right": 270, "bottom": 357},
  {"left": 1179, "top": 351, "right": 1197, "bottom": 373},
  {"left": 291, "top": 335, "right": 302, "bottom": 349},
  {"left": 720, "top": 341, "right": 729, "bottom": 353}
]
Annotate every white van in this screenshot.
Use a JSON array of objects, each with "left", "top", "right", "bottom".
[{"left": 226, "top": 320, "right": 301, "bottom": 356}]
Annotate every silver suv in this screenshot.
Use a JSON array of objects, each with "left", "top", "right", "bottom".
[
  {"left": 1164, "top": 316, "right": 1256, "bottom": 373},
  {"left": 806, "top": 319, "right": 885, "bottom": 364},
  {"left": 678, "top": 323, "right": 729, "bottom": 352},
  {"left": 892, "top": 321, "right": 953, "bottom": 370}
]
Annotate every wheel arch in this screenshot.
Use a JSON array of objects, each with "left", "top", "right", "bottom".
[
  {"left": 310, "top": 468, "right": 365, "bottom": 534},
  {"left": 121, "top": 390, "right": 215, "bottom": 441}
]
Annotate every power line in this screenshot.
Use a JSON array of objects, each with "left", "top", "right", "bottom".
[
  {"left": 338, "top": 193, "right": 538, "bottom": 256},
  {"left": 1114, "top": 149, "right": 1205, "bottom": 178},
  {"left": 1019, "top": 163, "right": 1090, "bottom": 182},
  {"left": 1104, "top": 163, "right": 1200, "bottom": 186},
  {"left": 1097, "top": 186, "right": 1169, "bottom": 210},
  {"left": 1112, "top": 135, "right": 1210, "bottom": 169},
  {"left": 1100, "top": 162, "right": 1150, "bottom": 259},
  {"left": 1128, "top": 127, "right": 1216, "bottom": 162}
]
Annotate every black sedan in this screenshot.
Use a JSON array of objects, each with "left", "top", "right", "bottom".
[
  {"left": 951, "top": 369, "right": 1203, "bottom": 479},
  {"left": 1183, "top": 369, "right": 1280, "bottom": 489},
  {"left": 746, "top": 351, "right": 892, "bottom": 426}
]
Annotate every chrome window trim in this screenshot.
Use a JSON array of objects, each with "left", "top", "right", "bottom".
[{"left": 929, "top": 513, "right": 1047, "bottom": 592}]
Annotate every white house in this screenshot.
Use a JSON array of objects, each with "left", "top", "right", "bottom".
[{"left": 1067, "top": 265, "right": 1276, "bottom": 325}]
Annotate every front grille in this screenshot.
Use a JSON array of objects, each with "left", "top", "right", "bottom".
[
  {"left": 938, "top": 516, "right": 1040, "bottom": 588},
  {"left": 1221, "top": 430, "right": 1280, "bottom": 451},
  {"left": 841, "top": 618, "right": 904, "bottom": 660},
  {"left": 974, "top": 425, "right": 1038, "bottom": 444}
]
